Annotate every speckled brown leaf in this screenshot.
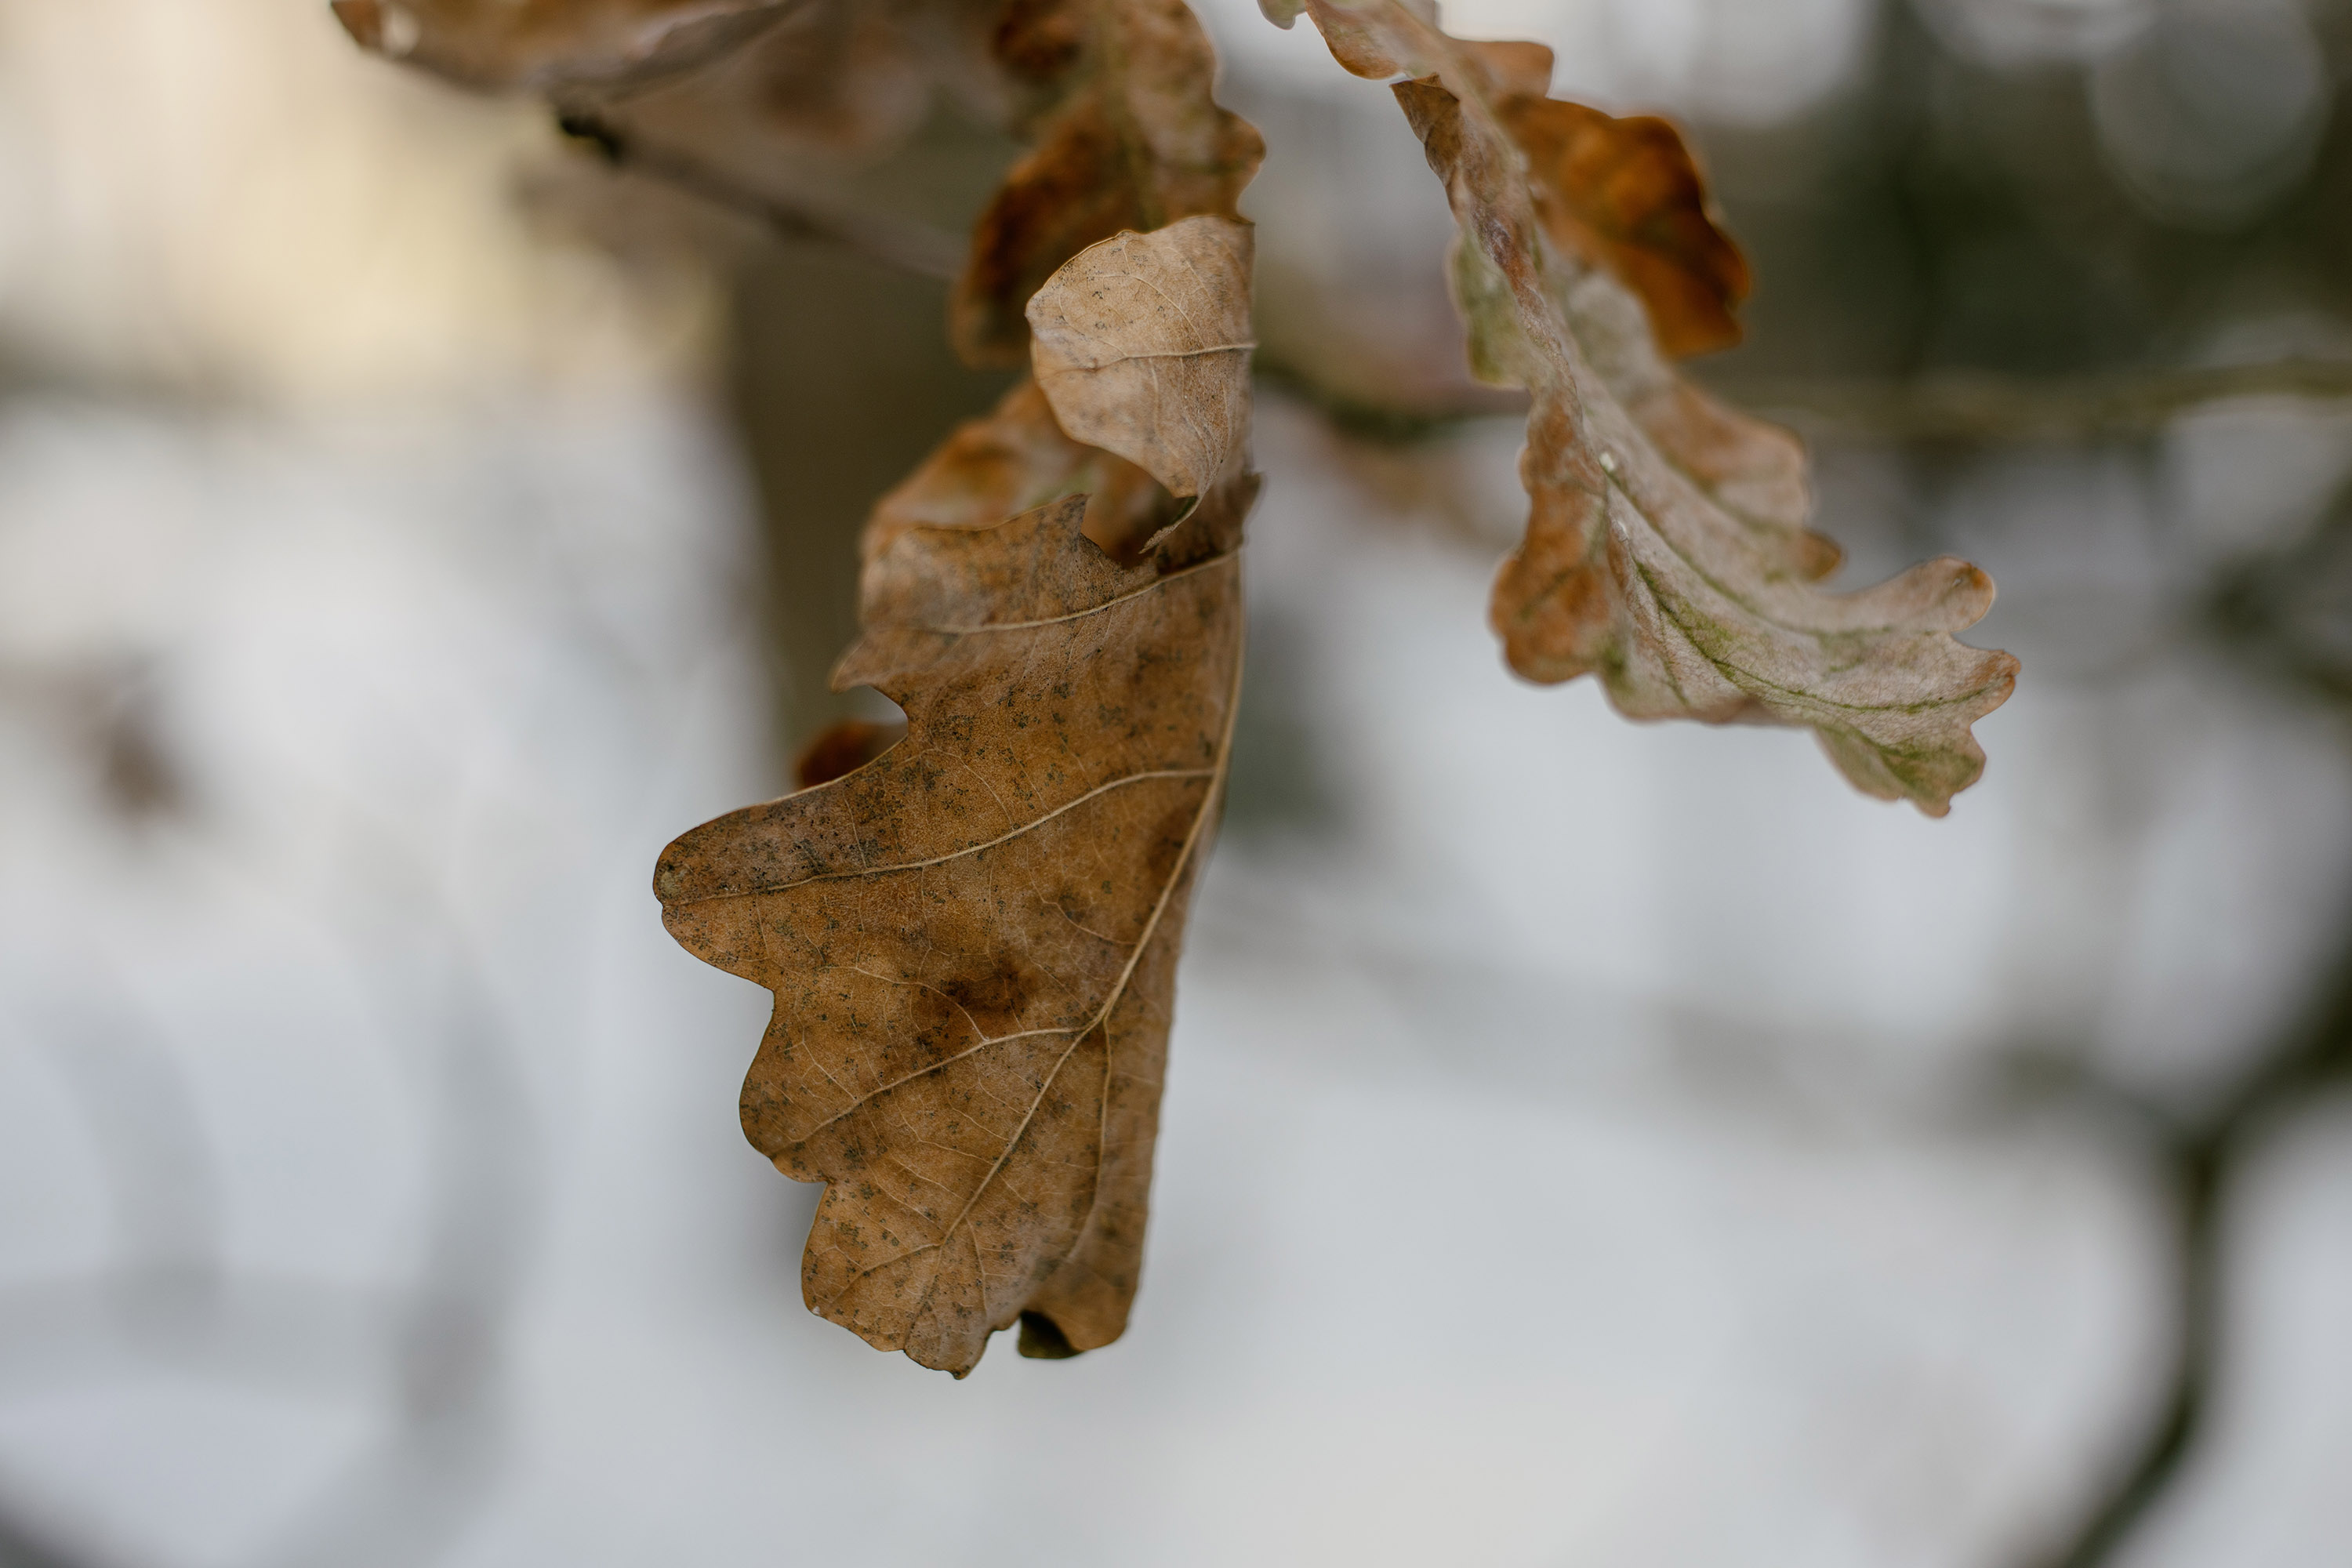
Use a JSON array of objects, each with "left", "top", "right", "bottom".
[
  {"left": 1296, "top": 1, "right": 2016, "bottom": 813},
  {"left": 654, "top": 210, "right": 1258, "bottom": 1370},
  {"left": 1028, "top": 215, "right": 1255, "bottom": 500},
  {"left": 655, "top": 479, "right": 1250, "bottom": 1374},
  {"left": 330, "top": 0, "right": 793, "bottom": 90},
  {"left": 952, "top": 0, "right": 1264, "bottom": 365}
]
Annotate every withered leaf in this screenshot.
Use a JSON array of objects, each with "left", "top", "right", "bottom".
[
  {"left": 1450, "top": 38, "right": 1751, "bottom": 360},
  {"left": 330, "top": 0, "right": 793, "bottom": 90},
  {"left": 655, "top": 478, "right": 1250, "bottom": 1374},
  {"left": 952, "top": 0, "right": 1264, "bottom": 365},
  {"left": 1499, "top": 93, "right": 1751, "bottom": 360},
  {"left": 1296, "top": 1, "right": 2016, "bottom": 813},
  {"left": 1027, "top": 215, "right": 1256, "bottom": 500},
  {"left": 658, "top": 187, "right": 1261, "bottom": 1370}
]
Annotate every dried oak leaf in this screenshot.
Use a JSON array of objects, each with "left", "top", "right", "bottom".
[
  {"left": 952, "top": 0, "right": 1265, "bottom": 365},
  {"left": 1297, "top": 1, "right": 2016, "bottom": 813},
  {"left": 1450, "top": 38, "right": 1750, "bottom": 359},
  {"left": 1500, "top": 101, "right": 1749, "bottom": 359},
  {"left": 655, "top": 220, "right": 1259, "bottom": 1374},
  {"left": 1027, "top": 214, "right": 1255, "bottom": 500},
  {"left": 330, "top": 0, "right": 794, "bottom": 90}
]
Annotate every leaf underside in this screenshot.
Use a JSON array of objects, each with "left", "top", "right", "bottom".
[{"left": 1300, "top": 0, "right": 2016, "bottom": 816}]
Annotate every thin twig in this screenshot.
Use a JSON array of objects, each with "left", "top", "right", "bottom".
[
  {"left": 1707, "top": 361, "right": 2352, "bottom": 442},
  {"left": 554, "top": 107, "right": 965, "bottom": 282},
  {"left": 0, "top": 1499, "right": 106, "bottom": 1568},
  {"left": 1253, "top": 354, "right": 1526, "bottom": 445},
  {"left": 2033, "top": 1133, "right": 2222, "bottom": 1568},
  {"left": 1258, "top": 355, "right": 2352, "bottom": 446}
]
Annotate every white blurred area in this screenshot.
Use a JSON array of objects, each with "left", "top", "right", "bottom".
[{"left": 2, "top": 3, "right": 2350, "bottom": 1568}]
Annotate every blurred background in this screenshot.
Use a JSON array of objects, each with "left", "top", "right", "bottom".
[{"left": 2, "top": 1, "right": 2348, "bottom": 1564}]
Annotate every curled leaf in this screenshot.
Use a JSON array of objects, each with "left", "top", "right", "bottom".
[
  {"left": 866, "top": 378, "right": 1179, "bottom": 563},
  {"left": 1027, "top": 215, "right": 1256, "bottom": 499},
  {"left": 1298, "top": 2, "right": 2015, "bottom": 813},
  {"left": 1487, "top": 68, "right": 1751, "bottom": 356},
  {"left": 1311, "top": 19, "right": 1747, "bottom": 357},
  {"left": 330, "top": 0, "right": 793, "bottom": 90},
  {"left": 953, "top": 0, "right": 1264, "bottom": 365}
]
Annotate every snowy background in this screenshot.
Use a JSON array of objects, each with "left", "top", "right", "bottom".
[{"left": 2, "top": 2, "right": 2349, "bottom": 1566}]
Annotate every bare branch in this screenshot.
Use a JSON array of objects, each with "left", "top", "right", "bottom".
[
  {"left": 554, "top": 107, "right": 964, "bottom": 282},
  {"left": 1259, "top": 357, "right": 2352, "bottom": 447},
  {"left": 1711, "top": 360, "right": 2352, "bottom": 443}
]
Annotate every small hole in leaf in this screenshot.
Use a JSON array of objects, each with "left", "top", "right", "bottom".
[
  {"left": 1016, "top": 1311, "right": 1081, "bottom": 1359},
  {"left": 793, "top": 706, "right": 906, "bottom": 789}
]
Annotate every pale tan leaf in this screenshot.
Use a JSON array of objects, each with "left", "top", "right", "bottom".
[
  {"left": 1027, "top": 216, "right": 1256, "bottom": 499},
  {"left": 1296, "top": 1, "right": 2015, "bottom": 814}
]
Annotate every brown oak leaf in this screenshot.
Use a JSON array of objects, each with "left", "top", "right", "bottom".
[
  {"left": 1451, "top": 39, "right": 1752, "bottom": 360},
  {"left": 951, "top": 0, "right": 1264, "bottom": 365},
  {"left": 655, "top": 478, "right": 1250, "bottom": 1374},
  {"left": 1297, "top": 0, "right": 2016, "bottom": 813},
  {"left": 1501, "top": 94, "right": 1750, "bottom": 359},
  {"left": 655, "top": 207, "right": 1259, "bottom": 1374}
]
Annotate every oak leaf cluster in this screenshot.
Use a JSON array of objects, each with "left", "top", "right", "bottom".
[{"left": 342, "top": 0, "right": 2014, "bottom": 1374}]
